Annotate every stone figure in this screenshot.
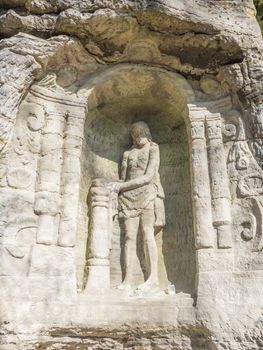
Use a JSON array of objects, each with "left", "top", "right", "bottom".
[{"left": 108, "top": 121, "right": 165, "bottom": 293}]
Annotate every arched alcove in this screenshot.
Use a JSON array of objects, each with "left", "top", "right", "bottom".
[{"left": 77, "top": 65, "right": 197, "bottom": 295}]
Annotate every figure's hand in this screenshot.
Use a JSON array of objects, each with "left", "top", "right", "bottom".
[{"left": 106, "top": 182, "right": 121, "bottom": 193}]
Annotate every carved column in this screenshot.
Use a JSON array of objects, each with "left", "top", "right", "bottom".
[
  {"left": 206, "top": 114, "right": 232, "bottom": 249},
  {"left": 30, "top": 84, "right": 87, "bottom": 247},
  {"left": 187, "top": 107, "right": 215, "bottom": 249},
  {"left": 35, "top": 107, "right": 65, "bottom": 245},
  {"left": 85, "top": 179, "right": 111, "bottom": 291},
  {"left": 58, "top": 108, "right": 86, "bottom": 247}
]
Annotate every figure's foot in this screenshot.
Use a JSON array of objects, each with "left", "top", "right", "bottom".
[
  {"left": 134, "top": 278, "right": 160, "bottom": 296},
  {"left": 116, "top": 282, "right": 133, "bottom": 294}
]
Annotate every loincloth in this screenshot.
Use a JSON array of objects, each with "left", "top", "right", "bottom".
[{"left": 118, "top": 183, "right": 156, "bottom": 218}]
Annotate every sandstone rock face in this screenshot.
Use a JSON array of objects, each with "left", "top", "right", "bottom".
[{"left": 0, "top": 1, "right": 263, "bottom": 349}]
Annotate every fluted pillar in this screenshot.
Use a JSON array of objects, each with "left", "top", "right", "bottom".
[
  {"left": 187, "top": 107, "right": 215, "bottom": 249},
  {"left": 85, "top": 179, "right": 111, "bottom": 291},
  {"left": 206, "top": 114, "right": 232, "bottom": 248},
  {"left": 58, "top": 108, "right": 86, "bottom": 247},
  {"left": 30, "top": 83, "right": 87, "bottom": 247},
  {"left": 35, "top": 108, "right": 65, "bottom": 245}
]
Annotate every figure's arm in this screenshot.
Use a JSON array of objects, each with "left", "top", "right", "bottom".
[
  {"left": 120, "top": 144, "right": 160, "bottom": 192},
  {"left": 106, "top": 152, "right": 128, "bottom": 193}
]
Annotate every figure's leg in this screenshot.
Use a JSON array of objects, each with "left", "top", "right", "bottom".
[
  {"left": 137, "top": 209, "right": 159, "bottom": 291},
  {"left": 118, "top": 216, "right": 139, "bottom": 291}
]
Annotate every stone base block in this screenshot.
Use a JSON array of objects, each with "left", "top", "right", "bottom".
[
  {"left": 85, "top": 264, "right": 110, "bottom": 292},
  {"left": 28, "top": 244, "right": 77, "bottom": 303}
]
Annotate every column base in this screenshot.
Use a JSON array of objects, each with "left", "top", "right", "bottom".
[
  {"left": 58, "top": 220, "right": 76, "bottom": 247},
  {"left": 85, "top": 264, "right": 110, "bottom": 292},
  {"left": 36, "top": 214, "right": 55, "bottom": 245}
]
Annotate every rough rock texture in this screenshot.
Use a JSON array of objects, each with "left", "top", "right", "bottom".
[{"left": 0, "top": 0, "right": 263, "bottom": 349}]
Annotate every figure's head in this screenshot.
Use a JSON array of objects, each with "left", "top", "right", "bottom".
[{"left": 130, "top": 121, "right": 152, "bottom": 147}]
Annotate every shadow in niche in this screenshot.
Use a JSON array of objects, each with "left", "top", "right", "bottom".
[
  {"left": 158, "top": 123, "right": 195, "bottom": 295},
  {"left": 80, "top": 65, "right": 196, "bottom": 295},
  {"left": 83, "top": 110, "right": 196, "bottom": 295}
]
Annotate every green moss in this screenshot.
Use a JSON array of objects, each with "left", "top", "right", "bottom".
[{"left": 254, "top": 0, "right": 263, "bottom": 32}]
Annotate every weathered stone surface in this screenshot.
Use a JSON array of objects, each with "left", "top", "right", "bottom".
[{"left": 0, "top": 0, "right": 263, "bottom": 349}]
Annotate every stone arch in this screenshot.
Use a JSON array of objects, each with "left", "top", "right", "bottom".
[{"left": 77, "top": 64, "right": 198, "bottom": 294}]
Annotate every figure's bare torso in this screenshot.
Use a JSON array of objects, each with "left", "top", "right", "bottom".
[{"left": 125, "top": 143, "right": 151, "bottom": 181}]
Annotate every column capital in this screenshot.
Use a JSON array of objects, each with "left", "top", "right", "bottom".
[
  {"left": 206, "top": 115, "right": 222, "bottom": 140},
  {"left": 188, "top": 119, "right": 205, "bottom": 141},
  {"left": 30, "top": 85, "right": 87, "bottom": 108},
  {"left": 205, "top": 112, "right": 221, "bottom": 120}
]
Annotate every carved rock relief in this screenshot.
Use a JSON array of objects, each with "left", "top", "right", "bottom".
[
  {"left": 0, "top": 73, "right": 89, "bottom": 284},
  {"left": 223, "top": 108, "right": 263, "bottom": 263},
  {"left": 0, "top": 60, "right": 262, "bottom": 306},
  {"left": 0, "top": 1, "right": 263, "bottom": 347}
]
